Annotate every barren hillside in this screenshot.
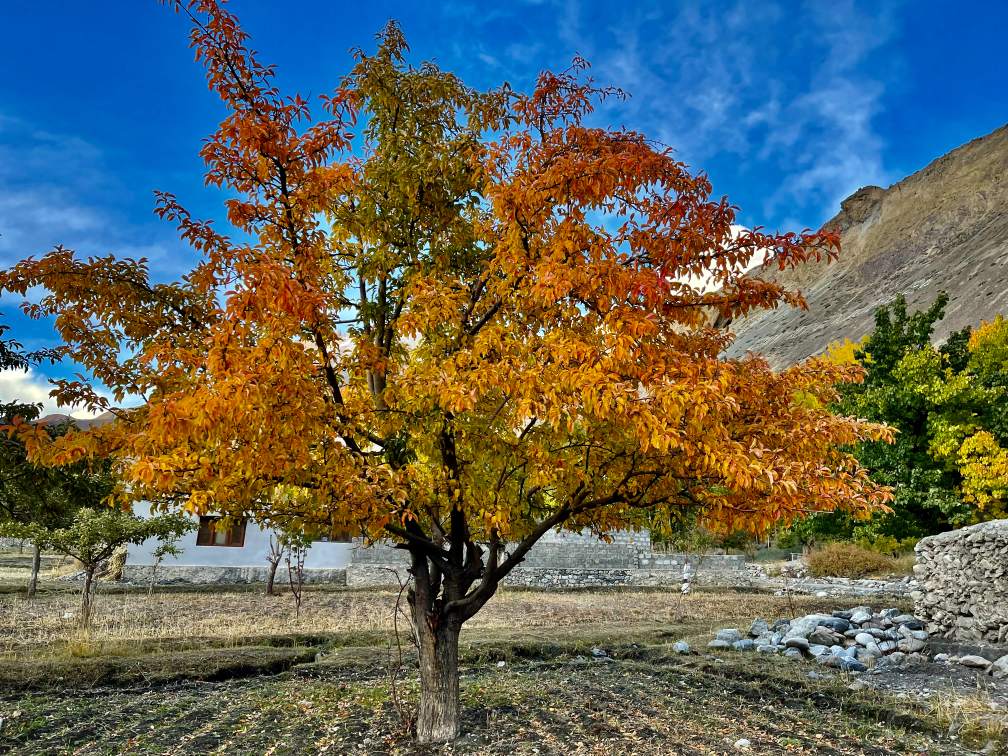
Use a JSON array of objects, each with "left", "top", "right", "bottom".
[{"left": 724, "top": 124, "right": 1008, "bottom": 369}]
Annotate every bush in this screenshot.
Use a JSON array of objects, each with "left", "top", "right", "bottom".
[
  {"left": 806, "top": 543, "right": 895, "bottom": 578},
  {"left": 855, "top": 535, "right": 919, "bottom": 556}
]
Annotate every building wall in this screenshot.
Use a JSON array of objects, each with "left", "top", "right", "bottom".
[{"left": 124, "top": 503, "right": 352, "bottom": 570}]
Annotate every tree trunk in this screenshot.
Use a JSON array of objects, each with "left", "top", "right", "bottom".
[
  {"left": 415, "top": 609, "right": 462, "bottom": 744},
  {"left": 27, "top": 545, "right": 41, "bottom": 599},
  {"left": 266, "top": 557, "right": 279, "bottom": 596},
  {"left": 81, "top": 565, "right": 95, "bottom": 629}
]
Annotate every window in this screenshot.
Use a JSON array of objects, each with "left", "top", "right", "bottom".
[
  {"left": 195, "top": 516, "right": 246, "bottom": 547},
  {"left": 312, "top": 526, "right": 353, "bottom": 544}
]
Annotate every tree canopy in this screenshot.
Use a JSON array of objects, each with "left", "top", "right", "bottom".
[
  {"left": 0, "top": 1, "right": 894, "bottom": 741},
  {"left": 800, "top": 295, "right": 1008, "bottom": 544}
]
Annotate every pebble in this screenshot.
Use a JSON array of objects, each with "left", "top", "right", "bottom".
[
  {"left": 782, "top": 648, "right": 804, "bottom": 661},
  {"left": 591, "top": 648, "right": 608, "bottom": 658},
  {"left": 672, "top": 641, "right": 690, "bottom": 655},
  {"left": 497, "top": 661, "right": 506, "bottom": 667},
  {"left": 808, "top": 628, "right": 842, "bottom": 646},
  {"left": 897, "top": 637, "right": 926, "bottom": 653},
  {"left": 819, "top": 617, "right": 851, "bottom": 633},
  {"left": 716, "top": 629, "right": 744, "bottom": 644},
  {"left": 708, "top": 640, "right": 731, "bottom": 651},
  {"left": 734, "top": 739, "right": 751, "bottom": 749},
  {"left": 807, "top": 671, "right": 820, "bottom": 679},
  {"left": 732, "top": 639, "right": 755, "bottom": 652},
  {"left": 991, "top": 654, "right": 1008, "bottom": 680}
]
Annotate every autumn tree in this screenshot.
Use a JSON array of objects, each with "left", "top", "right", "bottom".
[{"left": 0, "top": 2, "right": 893, "bottom": 741}]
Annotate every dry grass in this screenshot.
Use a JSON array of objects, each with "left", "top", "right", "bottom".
[
  {"left": 927, "top": 688, "right": 1006, "bottom": 749},
  {"left": 0, "top": 584, "right": 844, "bottom": 661},
  {"left": 807, "top": 542, "right": 897, "bottom": 578}
]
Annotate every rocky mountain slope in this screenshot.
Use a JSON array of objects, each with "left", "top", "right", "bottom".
[
  {"left": 724, "top": 124, "right": 1008, "bottom": 370},
  {"left": 38, "top": 412, "right": 115, "bottom": 430}
]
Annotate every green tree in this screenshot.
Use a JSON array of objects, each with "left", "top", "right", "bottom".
[
  {"left": 4, "top": 507, "right": 194, "bottom": 626},
  {"left": 0, "top": 318, "right": 77, "bottom": 597},
  {"left": 794, "top": 294, "right": 1007, "bottom": 544}
]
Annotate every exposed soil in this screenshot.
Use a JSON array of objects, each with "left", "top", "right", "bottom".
[
  {"left": 3, "top": 643, "right": 1006, "bottom": 755},
  {"left": 1, "top": 580, "right": 1004, "bottom": 755}
]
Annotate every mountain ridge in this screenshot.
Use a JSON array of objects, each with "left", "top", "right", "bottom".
[{"left": 724, "top": 123, "right": 1008, "bottom": 369}]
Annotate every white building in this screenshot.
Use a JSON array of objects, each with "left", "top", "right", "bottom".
[{"left": 124, "top": 503, "right": 352, "bottom": 584}]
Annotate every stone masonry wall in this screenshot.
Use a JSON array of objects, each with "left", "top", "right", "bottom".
[
  {"left": 122, "top": 564, "right": 347, "bottom": 586},
  {"left": 345, "top": 529, "right": 747, "bottom": 587},
  {"left": 912, "top": 519, "right": 1008, "bottom": 643}
]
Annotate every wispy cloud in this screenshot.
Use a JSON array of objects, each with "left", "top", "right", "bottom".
[
  {"left": 0, "top": 114, "right": 195, "bottom": 405},
  {"left": 432, "top": 0, "right": 901, "bottom": 228},
  {"left": 0, "top": 114, "right": 192, "bottom": 278}
]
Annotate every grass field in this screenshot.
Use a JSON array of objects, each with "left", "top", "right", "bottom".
[{"left": 0, "top": 553, "right": 1003, "bottom": 755}]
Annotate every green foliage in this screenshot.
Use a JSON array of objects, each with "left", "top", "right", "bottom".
[
  {"left": 787, "top": 294, "right": 1008, "bottom": 545},
  {"left": 4, "top": 507, "right": 194, "bottom": 571},
  {"left": 0, "top": 316, "right": 110, "bottom": 551},
  {"left": 853, "top": 535, "right": 918, "bottom": 556}
]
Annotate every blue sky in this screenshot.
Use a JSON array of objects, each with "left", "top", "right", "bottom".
[{"left": 1, "top": 0, "right": 1006, "bottom": 414}]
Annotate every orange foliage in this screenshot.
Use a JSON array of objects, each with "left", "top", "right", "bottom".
[{"left": 1, "top": 0, "right": 892, "bottom": 652}]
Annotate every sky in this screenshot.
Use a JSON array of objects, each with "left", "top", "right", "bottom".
[{"left": 0, "top": 0, "right": 1006, "bottom": 415}]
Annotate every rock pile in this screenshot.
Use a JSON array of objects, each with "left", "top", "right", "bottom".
[
  {"left": 707, "top": 605, "right": 929, "bottom": 672},
  {"left": 912, "top": 519, "right": 1008, "bottom": 643}
]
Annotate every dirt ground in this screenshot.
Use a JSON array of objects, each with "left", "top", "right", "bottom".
[
  {"left": 3, "top": 641, "right": 1005, "bottom": 756},
  {"left": 1, "top": 555, "right": 1005, "bottom": 755}
]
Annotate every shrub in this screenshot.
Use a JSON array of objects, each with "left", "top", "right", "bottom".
[
  {"left": 806, "top": 543, "right": 895, "bottom": 578},
  {"left": 855, "top": 535, "right": 919, "bottom": 556}
]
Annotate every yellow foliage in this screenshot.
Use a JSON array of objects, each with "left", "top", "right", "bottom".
[
  {"left": 0, "top": 5, "right": 895, "bottom": 614},
  {"left": 958, "top": 431, "right": 1008, "bottom": 517},
  {"left": 968, "top": 314, "right": 1008, "bottom": 374},
  {"left": 823, "top": 335, "right": 867, "bottom": 365}
]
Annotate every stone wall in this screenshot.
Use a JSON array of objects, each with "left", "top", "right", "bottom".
[
  {"left": 122, "top": 564, "right": 347, "bottom": 585},
  {"left": 346, "top": 563, "right": 410, "bottom": 587},
  {"left": 345, "top": 530, "right": 747, "bottom": 588},
  {"left": 912, "top": 519, "right": 1008, "bottom": 643},
  {"left": 502, "top": 562, "right": 746, "bottom": 589}
]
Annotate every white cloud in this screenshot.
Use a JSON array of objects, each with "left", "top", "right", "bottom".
[{"left": 0, "top": 367, "right": 99, "bottom": 418}]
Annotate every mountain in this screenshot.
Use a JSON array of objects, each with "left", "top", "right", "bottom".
[
  {"left": 723, "top": 124, "right": 1008, "bottom": 370},
  {"left": 37, "top": 412, "right": 116, "bottom": 430}
]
